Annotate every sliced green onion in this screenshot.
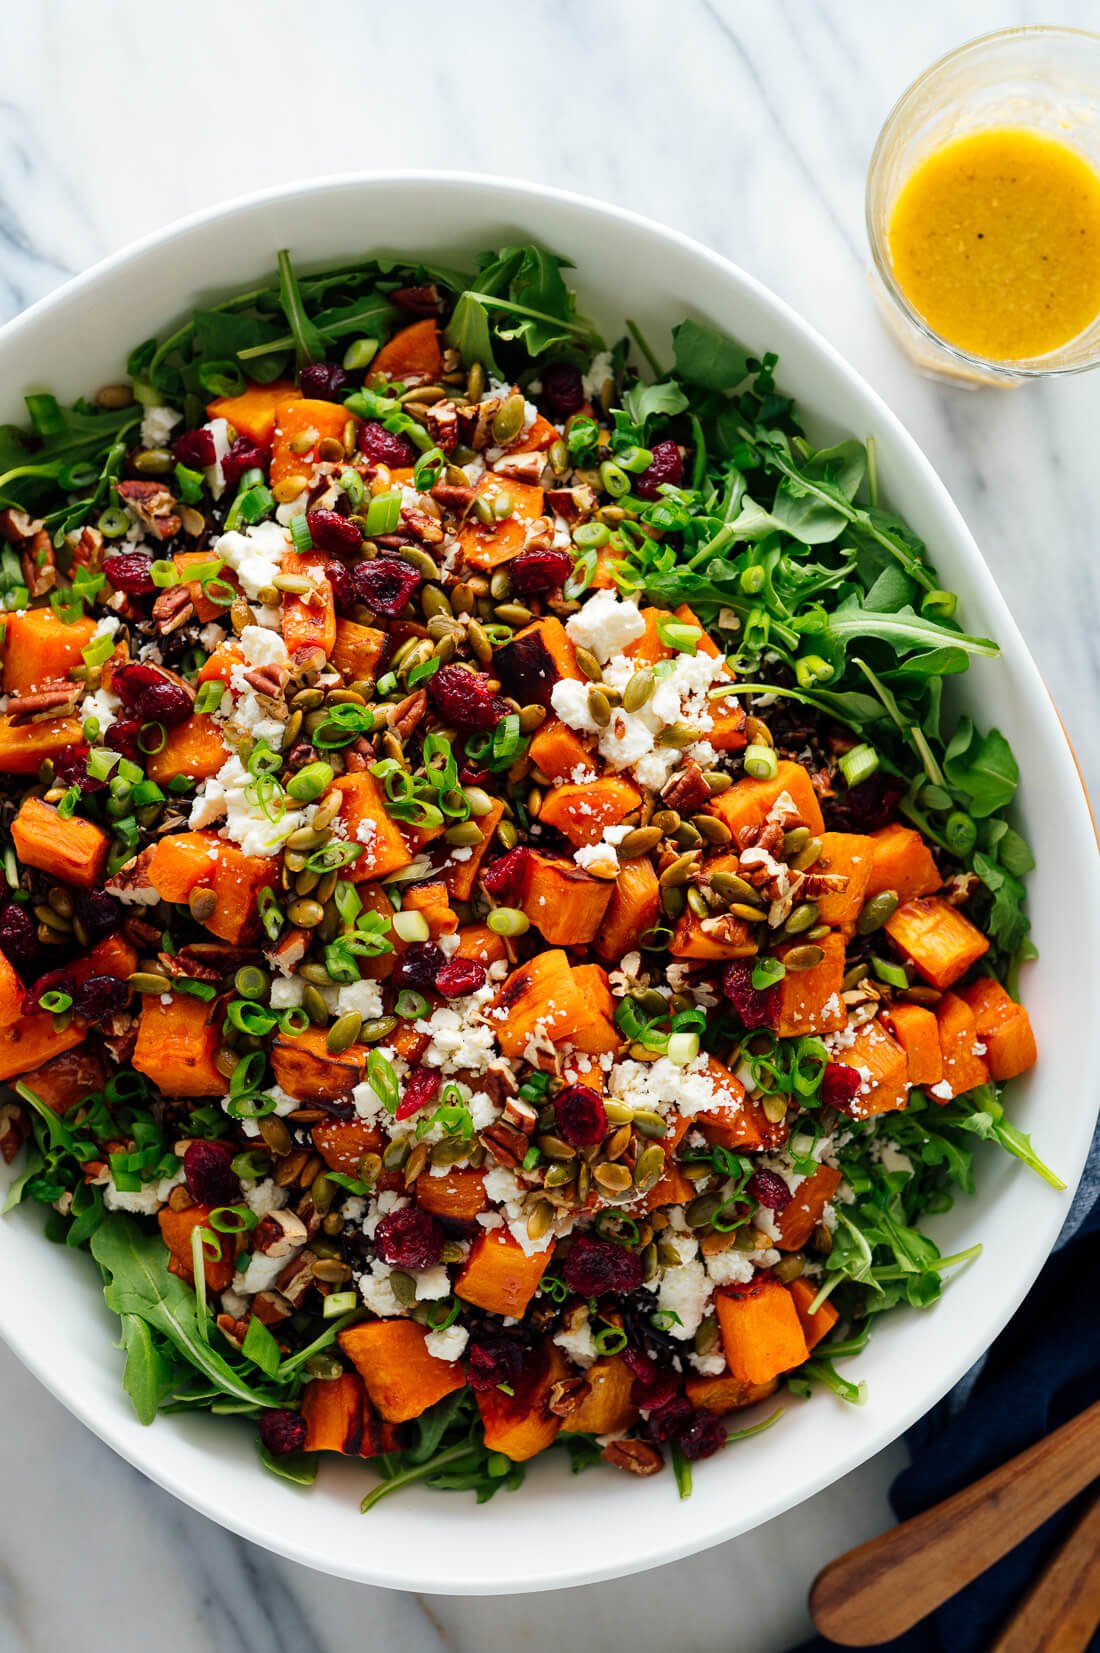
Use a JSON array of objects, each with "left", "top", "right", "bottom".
[
  {"left": 743, "top": 743, "right": 778, "bottom": 781},
  {"left": 363, "top": 492, "right": 401, "bottom": 536},
  {"left": 667, "top": 1031, "right": 700, "bottom": 1067},
  {"left": 81, "top": 632, "right": 116, "bottom": 668},
  {"left": 149, "top": 559, "right": 180, "bottom": 588},
  {"left": 323, "top": 1291, "right": 359, "bottom": 1319},
  {"left": 194, "top": 679, "right": 225, "bottom": 715},
  {"left": 289, "top": 513, "right": 313, "bottom": 553},
  {"left": 392, "top": 910, "right": 431, "bottom": 944},
  {"left": 838, "top": 744, "right": 879, "bottom": 789}
]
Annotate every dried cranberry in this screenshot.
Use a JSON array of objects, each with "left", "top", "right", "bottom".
[
  {"left": 352, "top": 557, "right": 421, "bottom": 617},
  {"left": 395, "top": 1068, "right": 441, "bottom": 1123},
  {"left": 434, "top": 957, "right": 487, "bottom": 999},
  {"left": 821, "top": 1061, "right": 861, "bottom": 1112},
  {"left": 259, "top": 1409, "right": 307, "bottom": 1457},
  {"left": 183, "top": 1138, "right": 241, "bottom": 1207},
  {"left": 676, "top": 1409, "right": 728, "bottom": 1461},
  {"left": 323, "top": 559, "right": 356, "bottom": 616},
  {"left": 392, "top": 942, "right": 445, "bottom": 994},
  {"left": 623, "top": 1347, "right": 681, "bottom": 1412},
  {"left": 306, "top": 509, "right": 363, "bottom": 557},
  {"left": 173, "top": 428, "right": 217, "bottom": 470},
  {"left": 555, "top": 1085, "right": 607, "bottom": 1148},
  {"left": 722, "top": 960, "right": 778, "bottom": 1030},
  {"left": 428, "top": 665, "right": 503, "bottom": 732},
  {"left": 634, "top": 439, "right": 684, "bottom": 500},
  {"left": 113, "top": 662, "right": 193, "bottom": 727},
  {"left": 562, "top": 1235, "right": 644, "bottom": 1298},
  {"left": 459, "top": 764, "right": 490, "bottom": 787},
  {"left": 23, "top": 967, "right": 77, "bottom": 1014},
  {"left": 103, "top": 552, "right": 156, "bottom": 595},
  {"left": 221, "top": 437, "right": 270, "bottom": 489},
  {"left": 299, "top": 361, "right": 350, "bottom": 401},
  {"left": 374, "top": 1205, "right": 443, "bottom": 1270},
  {"left": 481, "top": 847, "right": 531, "bottom": 903},
  {"left": 467, "top": 1335, "right": 526, "bottom": 1392},
  {"left": 840, "top": 773, "right": 906, "bottom": 832},
  {"left": 359, "top": 421, "right": 417, "bottom": 468},
  {"left": 540, "top": 362, "right": 585, "bottom": 418},
  {"left": 53, "top": 743, "right": 104, "bottom": 794},
  {"left": 642, "top": 1393, "right": 693, "bottom": 1442},
  {"left": 747, "top": 1169, "right": 792, "bottom": 1212},
  {"left": 72, "top": 974, "right": 128, "bottom": 1022},
  {"left": 509, "top": 546, "right": 574, "bottom": 597},
  {"left": 0, "top": 902, "right": 37, "bottom": 964},
  {"left": 105, "top": 718, "right": 142, "bottom": 762},
  {"left": 74, "top": 889, "right": 123, "bottom": 942}
]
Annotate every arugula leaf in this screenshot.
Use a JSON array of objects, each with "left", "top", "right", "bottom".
[
  {"left": 972, "top": 851, "right": 1030, "bottom": 953},
  {"left": 943, "top": 719, "right": 1019, "bottom": 816},
  {"left": 672, "top": 319, "right": 750, "bottom": 390},
  {"left": 444, "top": 291, "right": 500, "bottom": 373},
  {"left": 621, "top": 380, "right": 688, "bottom": 431},
  {"left": 90, "top": 1215, "right": 286, "bottom": 1413},
  {"left": 120, "top": 1313, "right": 172, "bottom": 1425},
  {"left": 259, "top": 1443, "right": 319, "bottom": 1486},
  {"left": 276, "top": 249, "right": 325, "bottom": 369}
]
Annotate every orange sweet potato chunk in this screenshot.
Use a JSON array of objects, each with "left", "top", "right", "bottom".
[
  {"left": 884, "top": 897, "right": 990, "bottom": 990},
  {"left": 332, "top": 619, "right": 389, "bottom": 682},
  {"left": 455, "top": 1228, "right": 551, "bottom": 1317},
  {"left": 684, "top": 1373, "right": 779, "bottom": 1415},
  {"left": 271, "top": 398, "right": 353, "bottom": 485},
  {"left": 787, "top": 1277, "right": 840, "bottom": 1351},
  {"left": 175, "top": 549, "right": 239, "bottom": 624},
  {"left": 843, "top": 1018, "right": 910, "bottom": 1119},
  {"left": 281, "top": 551, "right": 336, "bottom": 657},
  {"left": 560, "top": 1355, "right": 638, "bottom": 1436},
  {"left": 453, "top": 924, "right": 508, "bottom": 967},
  {"left": 493, "top": 948, "right": 587, "bottom": 1058},
  {"left": 369, "top": 320, "right": 445, "bottom": 384},
  {"left": 11, "top": 797, "right": 109, "bottom": 889},
  {"left": 865, "top": 823, "right": 942, "bottom": 902},
  {"left": 332, "top": 771, "right": 414, "bottom": 883},
  {"left": 0, "top": 714, "right": 84, "bottom": 774},
  {"left": 934, "top": 992, "right": 991, "bottom": 1100},
  {"left": 476, "top": 1341, "right": 568, "bottom": 1463},
  {"left": 814, "top": 832, "right": 873, "bottom": 929},
  {"left": 883, "top": 1002, "right": 943, "bottom": 1087},
  {"left": 3, "top": 609, "right": 96, "bottom": 694},
  {"left": 310, "top": 1117, "right": 383, "bottom": 1174},
  {"left": 521, "top": 852, "right": 613, "bottom": 945},
  {"left": 206, "top": 380, "right": 299, "bottom": 444},
  {"left": 775, "top": 932, "right": 847, "bottom": 1037},
  {"left": 146, "top": 831, "right": 218, "bottom": 903},
  {"left": 458, "top": 476, "right": 545, "bottom": 570},
  {"left": 528, "top": 717, "right": 596, "bottom": 783},
  {"left": 159, "top": 1204, "right": 236, "bottom": 1292},
  {"left": 339, "top": 1319, "right": 464, "bottom": 1423},
  {"left": 417, "top": 1168, "right": 489, "bottom": 1223},
  {"left": 669, "top": 907, "right": 758, "bottom": 960},
  {"left": 0, "top": 1014, "right": 84, "bottom": 1082},
  {"left": 272, "top": 1026, "right": 364, "bottom": 1102},
  {"left": 775, "top": 1165, "right": 843, "bottom": 1250},
  {"left": 717, "top": 1278, "right": 809, "bottom": 1386},
  {"left": 705, "top": 760, "right": 824, "bottom": 840},
  {"left": 595, "top": 857, "right": 661, "bottom": 963},
  {"left": 537, "top": 776, "right": 641, "bottom": 847},
  {"left": 133, "top": 993, "right": 224, "bottom": 1096},
  {"left": 144, "top": 714, "right": 227, "bottom": 786},
  {"left": 958, "top": 976, "right": 1037, "bottom": 1081},
  {"left": 441, "top": 798, "right": 504, "bottom": 902}
]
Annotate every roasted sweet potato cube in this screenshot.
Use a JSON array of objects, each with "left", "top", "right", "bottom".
[
  {"left": 281, "top": 551, "right": 336, "bottom": 657},
  {"left": 494, "top": 617, "right": 580, "bottom": 707},
  {"left": 339, "top": 1319, "right": 464, "bottom": 1424},
  {"left": 144, "top": 714, "right": 227, "bottom": 786},
  {"left": 300, "top": 1371, "right": 400, "bottom": 1456},
  {"left": 705, "top": 760, "right": 824, "bottom": 840},
  {"left": 0, "top": 1014, "right": 84, "bottom": 1082},
  {"left": 884, "top": 897, "right": 990, "bottom": 989},
  {"left": 0, "top": 714, "right": 84, "bottom": 774},
  {"left": 934, "top": 992, "right": 991, "bottom": 1100},
  {"left": 958, "top": 977, "right": 1037, "bottom": 1081},
  {"left": 133, "top": 993, "right": 223, "bottom": 1096},
  {"left": 455, "top": 1228, "right": 551, "bottom": 1317},
  {"left": 332, "top": 618, "right": 389, "bottom": 682},
  {"left": 206, "top": 379, "right": 299, "bottom": 444},
  {"left": 441, "top": 798, "right": 504, "bottom": 902},
  {"left": 537, "top": 775, "right": 642, "bottom": 847},
  {"left": 865, "top": 823, "right": 942, "bottom": 902},
  {"left": 669, "top": 907, "right": 758, "bottom": 960},
  {"left": 2, "top": 608, "right": 95, "bottom": 694},
  {"left": 159, "top": 1204, "right": 235, "bottom": 1292},
  {"left": 457, "top": 477, "right": 545, "bottom": 572},
  {"left": 453, "top": 924, "right": 508, "bottom": 967},
  {"left": 12, "top": 797, "right": 109, "bottom": 890},
  {"left": 332, "top": 771, "right": 414, "bottom": 883},
  {"left": 271, "top": 397, "right": 353, "bottom": 484},
  {"left": 775, "top": 932, "right": 847, "bottom": 1037},
  {"left": 694, "top": 1057, "right": 767, "bottom": 1151},
  {"left": 272, "top": 1026, "right": 364, "bottom": 1102},
  {"left": 814, "top": 832, "right": 872, "bottom": 929},
  {"left": 492, "top": 949, "right": 587, "bottom": 1058},
  {"left": 774, "top": 1165, "right": 842, "bottom": 1250},
  {"left": 146, "top": 831, "right": 218, "bottom": 903},
  {"left": 595, "top": 857, "right": 660, "bottom": 962},
  {"left": 684, "top": 1373, "right": 779, "bottom": 1415},
  {"left": 716, "top": 1278, "right": 809, "bottom": 1386},
  {"left": 476, "top": 1340, "right": 567, "bottom": 1463},
  {"left": 521, "top": 852, "right": 613, "bottom": 945},
  {"left": 843, "top": 1018, "right": 910, "bottom": 1119},
  {"left": 560, "top": 1356, "right": 638, "bottom": 1436},
  {"left": 417, "top": 1168, "right": 489, "bottom": 1222},
  {"left": 369, "top": 319, "right": 444, "bottom": 384},
  {"left": 528, "top": 716, "right": 596, "bottom": 783},
  {"left": 16, "top": 1046, "right": 105, "bottom": 1114},
  {"left": 883, "top": 1002, "right": 943, "bottom": 1087},
  {"left": 787, "top": 1277, "right": 840, "bottom": 1351},
  {"left": 310, "top": 1118, "right": 383, "bottom": 1174}
]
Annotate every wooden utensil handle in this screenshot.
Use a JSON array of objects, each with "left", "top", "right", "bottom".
[
  {"left": 809, "top": 1398, "right": 1100, "bottom": 1646},
  {"left": 990, "top": 1487, "right": 1100, "bottom": 1653}
]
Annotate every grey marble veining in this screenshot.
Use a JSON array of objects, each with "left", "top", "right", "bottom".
[{"left": 0, "top": 1, "right": 1097, "bottom": 1647}]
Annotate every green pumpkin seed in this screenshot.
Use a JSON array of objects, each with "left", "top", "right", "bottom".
[
  {"left": 188, "top": 887, "right": 217, "bottom": 923},
  {"left": 782, "top": 826, "right": 811, "bottom": 856},
  {"left": 685, "top": 1192, "right": 723, "bottom": 1229},
  {"left": 286, "top": 825, "right": 328, "bottom": 852},
  {"left": 602, "top": 1100, "right": 635, "bottom": 1125},
  {"left": 399, "top": 546, "right": 440, "bottom": 581},
  {"left": 382, "top": 1139, "right": 408, "bottom": 1174},
  {"left": 445, "top": 820, "right": 486, "bottom": 847},
  {"left": 358, "top": 1152, "right": 382, "bottom": 1187},
  {"left": 694, "top": 814, "right": 732, "bottom": 846},
  {"left": 642, "top": 1242, "right": 659, "bottom": 1283},
  {"left": 326, "top": 1011, "right": 363, "bottom": 1054},
  {"left": 744, "top": 715, "right": 774, "bottom": 748},
  {"left": 466, "top": 362, "right": 486, "bottom": 401},
  {"left": 694, "top": 1315, "right": 720, "bottom": 1356},
  {"left": 773, "top": 1253, "right": 805, "bottom": 1283},
  {"left": 784, "top": 901, "right": 820, "bottom": 935},
  {"left": 420, "top": 584, "right": 453, "bottom": 621},
  {"left": 593, "top": 1162, "right": 632, "bottom": 1195},
  {"left": 805, "top": 923, "right": 831, "bottom": 942},
  {"left": 703, "top": 770, "right": 733, "bottom": 795},
  {"left": 659, "top": 851, "right": 700, "bottom": 887},
  {"left": 537, "top": 1134, "right": 577, "bottom": 1161},
  {"left": 632, "top": 1109, "right": 669, "bottom": 1140},
  {"left": 657, "top": 1239, "right": 683, "bottom": 1267},
  {"left": 496, "top": 818, "right": 519, "bottom": 850},
  {"left": 791, "top": 837, "right": 824, "bottom": 872},
  {"left": 574, "top": 645, "right": 603, "bottom": 682},
  {"left": 587, "top": 686, "right": 612, "bottom": 728},
  {"left": 359, "top": 1015, "right": 398, "bottom": 1044},
  {"left": 389, "top": 1270, "right": 417, "bottom": 1306},
  {"left": 633, "top": 1144, "right": 666, "bottom": 1192},
  {"left": 618, "top": 825, "right": 662, "bottom": 858},
  {"left": 491, "top": 393, "right": 526, "bottom": 445},
  {"left": 710, "top": 871, "right": 763, "bottom": 906},
  {"left": 656, "top": 721, "right": 696, "bottom": 749},
  {"left": 127, "top": 971, "right": 171, "bottom": 995},
  {"left": 471, "top": 495, "right": 496, "bottom": 527},
  {"left": 288, "top": 898, "right": 325, "bottom": 928},
  {"left": 526, "top": 1199, "right": 555, "bottom": 1241},
  {"left": 842, "top": 962, "right": 871, "bottom": 990},
  {"left": 729, "top": 902, "right": 769, "bottom": 923},
  {"left": 857, "top": 890, "right": 899, "bottom": 935},
  {"left": 543, "top": 1163, "right": 576, "bottom": 1189},
  {"left": 234, "top": 964, "right": 269, "bottom": 999},
  {"left": 622, "top": 669, "right": 654, "bottom": 712},
  {"left": 650, "top": 809, "right": 681, "bottom": 835},
  {"left": 783, "top": 944, "right": 825, "bottom": 972},
  {"left": 468, "top": 619, "right": 494, "bottom": 665},
  {"left": 493, "top": 602, "right": 534, "bottom": 627},
  {"left": 762, "top": 1094, "right": 788, "bottom": 1123},
  {"left": 303, "top": 985, "right": 329, "bottom": 1026},
  {"left": 660, "top": 885, "right": 685, "bottom": 919},
  {"left": 518, "top": 703, "right": 546, "bottom": 733},
  {"left": 685, "top": 885, "right": 709, "bottom": 918},
  {"left": 134, "top": 447, "right": 173, "bottom": 476}
]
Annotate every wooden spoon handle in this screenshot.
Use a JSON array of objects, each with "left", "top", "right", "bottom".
[
  {"left": 809, "top": 1398, "right": 1100, "bottom": 1646},
  {"left": 990, "top": 1487, "right": 1100, "bottom": 1653}
]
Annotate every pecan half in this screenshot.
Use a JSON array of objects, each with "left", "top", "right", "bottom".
[
  {"left": 391, "top": 284, "right": 444, "bottom": 317},
  {"left": 601, "top": 1439, "right": 664, "bottom": 1477},
  {"left": 7, "top": 682, "right": 82, "bottom": 723},
  {"left": 502, "top": 1094, "right": 538, "bottom": 1133},
  {"left": 242, "top": 662, "right": 289, "bottom": 701},
  {"left": 478, "top": 1122, "right": 530, "bottom": 1171},
  {"left": 545, "top": 484, "right": 598, "bottom": 522},
  {"left": 699, "top": 912, "right": 756, "bottom": 947},
  {"left": 430, "top": 481, "right": 475, "bottom": 515},
  {"left": 21, "top": 530, "right": 57, "bottom": 597},
  {"left": 116, "top": 479, "right": 181, "bottom": 541},
  {"left": 67, "top": 523, "right": 104, "bottom": 572},
  {"left": 425, "top": 400, "right": 460, "bottom": 453},
  {"left": 399, "top": 505, "right": 445, "bottom": 545},
  {"left": 152, "top": 583, "right": 194, "bottom": 634},
  {"left": 492, "top": 451, "right": 544, "bottom": 484},
  {"left": 458, "top": 400, "right": 499, "bottom": 452},
  {"left": 661, "top": 760, "right": 710, "bottom": 817},
  {"left": 522, "top": 515, "right": 554, "bottom": 552},
  {"left": 548, "top": 1376, "right": 593, "bottom": 1418},
  {"left": 0, "top": 507, "right": 43, "bottom": 544},
  {"left": 389, "top": 689, "right": 427, "bottom": 740}
]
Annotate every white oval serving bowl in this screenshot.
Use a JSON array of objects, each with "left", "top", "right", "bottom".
[{"left": 0, "top": 174, "right": 1095, "bottom": 1594}]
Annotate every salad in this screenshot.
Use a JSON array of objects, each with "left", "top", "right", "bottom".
[{"left": 0, "top": 245, "right": 1056, "bottom": 1506}]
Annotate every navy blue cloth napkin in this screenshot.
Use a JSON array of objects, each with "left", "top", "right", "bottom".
[{"left": 792, "top": 1128, "right": 1100, "bottom": 1653}]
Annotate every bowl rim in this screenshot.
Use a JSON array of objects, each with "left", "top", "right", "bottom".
[{"left": 0, "top": 169, "right": 1096, "bottom": 1593}]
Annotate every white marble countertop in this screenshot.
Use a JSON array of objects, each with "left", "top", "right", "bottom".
[{"left": 2, "top": 1, "right": 1098, "bottom": 1647}]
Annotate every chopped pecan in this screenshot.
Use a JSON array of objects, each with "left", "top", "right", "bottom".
[
  {"left": 483, "top": 1059, "right": 519, "bottom": 1107},
  {"left": 492, "top": 450, "right": 544, "bottom": 484},
  {"left": 7, "top": 682, "right": 82, "bottom": 723},
  {"left": 478, "top": 1122, "right": 530, "bottom": 1171},
  {"left": 430, "top": 481, "right": 475, "bottom": 515},
  {"left": 242, "top": 662, "right": 289, "bottom": 701},
  {"left": 67, "top": 524, "right": 104, "bottom": 572},
  {"left": 216, "top": 1314, "right": 249, "bottom": 1350},
  {"left": 178, "top": 942, "right": 250, "bottom": 972},
  {"left": 22, "top": 529, "right": 57, "bottom": 597},
  {"left": 548, "top": 1376, "right": 593, "bottom": 1418},
  {"left": 389, "top": 689, "right": 427, "bottom": 740},
  {"left": 602, "top": 1439, "right": 664, "bottom": 1477},
  {"left": 699, "top": 912, "right": 757, "bottom": 947},
  {"left": 802, "top": 871, "right": 848, "bottom": 899},
  {"left": 399, "top": 505, "right": 445, "bottom": 545},
  {"left": 157, "top": 950, "right": 221, "bottom": 984},
  {"left": 0, "top": 507, "right": 43, "bottom": 544},
  {"left": 943, "top": 871, "right": 980, "bottom": 906},
  {"left": 425, "top": 400, "right": 460, "bottom": 453},
  {"left": 660, "top": 760, "right": 710, "bottom": 817},
  {"left": 288, "top": 644, "right": 329, "bottom": 685},
  {"left": 545, "top": 484, "right": 598, "bottom": 522},
  {"left": 116, "top": 479, "right": 181, "bottom": 541},
  {"left": 457, "top": 399, "right": 499, "bottom": 452},
  {"left": 101, "top": 1016, "right": 138, "bottom": 1065},
  {"left": 522, "top": 515, "right": 555, "bottom": 551},
  {"left": 502, "top": 1094, "right": 538, "bottom": 1133},
  {"left": 0, "top": 1101, "right": 28, "bottom": 1164},
  {"left": 106, "top": 846, "right": 159, "bottom": 904},
  {"left": 121, "top": 916, "right": 162, "bottom": 950},
  {"left": 152, "top": 583, "right": 194, "bottom": 634},
  {"left": 392, "top": 283, "right": 444, "bottom": 317}
]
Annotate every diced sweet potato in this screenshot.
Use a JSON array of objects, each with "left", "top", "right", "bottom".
[
  {"left": 417, "top": 1168, "right": 489, "bottom": 1222},
  {"left": 528, "top": 716, "right": 596, "bottom": 783},
  {"left": 476, "top": 1340, "right": 568, "bottom": 1462},
  {"left": 595, "top": 857, "right": 660, "bottom": 962},
  {"left": 866, "top": 823, "right": 942, "bottom": 902},
  {"left": 453, "top": 924, "right": 508, "bottom": 967},
  {"left": 133, "top": 992, "right": 224, "bottom": 1096},
  {"left": 455, "top": 1227, "right": 551, "bottom": 1316},
  {"left": 694, "top": 1056, "right": 767, "bottom": 1152},
  {"left": 716, "top": 1278, "right": 810, "bottom": 1386},
  {"left": 206, "top": 379, "right": 299, "bottom": 444},
  {"left": 11, "top": 796, "right": 109, "bottom": 890},
  {"left": 175, "top": 549, "right": 239, "bottom": 623},
  {"left": 281, "top": 551, "right": 336, "bottom": 658},
  {"left": 521, "top": 851, "right": 613, "bottom": 945},
  {"left": 144, "top": 714, "right": 227, "bottom": 786},
  {"left": 270, "top": 397, "right": 353, "bottom": 485},
  {"left": 441, "top": 797, "right": 504, "bottom": 902},
  {"left": 332, "top": 771, "right": 414, "bottom": 883},
  {"left": 843, "top": 1018, "right": 910, "bottom": 1119},
  {"left": 884, "top": 897, "right": 990, "bottom": 990},
  {"left": 339, "top": 1319, "right": 464, "bottom": 1423},
  {"left": 494, "top": 617, "right": 580, "bottom": 708},
  {"left": 272, "top": 1026, "right": 364, "bottom": 1102},
  {"left": 458, "top": 476, "right": 545, "bottom": 571},
  {"left": 775, "top": 932, "right": 847, "bottom": 1037},
  {"left": 883, "top": 1002, "right": 943, "bottom": 1087},
  {"left": 774, "top": 1165, "right": 842, "bottom": 1250},
  {"left": 369, "top": 319, "right": 444, "bottom": 384},
  {"left": 197, "top": 640, "right": 243, "bottom": 683},
  {"left": 934, "top": 992, "right": 991, "bottom": 1100},
  {"left": 332, "top": 618, "right": 389, "bottom": 682},
  {"left": 684, "top": 1373, "right": 779, "bottom": 1414},
  {"left": 301, "top": 1370, "right": 400, "bottom": 1456},
  {"left": 814, "top": 832, "right": 872, "bottom": 929},
  {"left": 401, "top": 880, "right": 459, "bottom": 937},
  {"left": 310, "top": 1118, "right": 383, "bottom": 1173},
  {"left": 669, "top": 907, "right": 758, "bottom": 960},
  {"left": 0, "top": 946, "right": 21, "bottom": 1027},
  {"left": 787, "top": 1277, "right": 840, "bottom": 1351},
  {"left": 0, "top": 714, "right": 84, "bottom": 774},
  {"left": 560, "top": 1355, "right": 637, "bottom": 1436},
  {"left": 16, "top": 1046, "right": 105, "bottom": 1114},
  {"left": 0, "top": 1014, "right": 84, "bottom": 1082},
  {"left": 159, "top": 1204, "right": 235, "bottom": 1291},
  {"left": 958, "top": 977, "right": 1036, "bottom": 1081},
  {"left": 146, "top": 830, "right": 218, "bottom": 903},
  {"left": 641, "top": 1161, "right": 697, "bottom": 1213},
  {"left": 537, "top": 776, "right": 642, "bottom": 847},
  {"left": 2, "top": 608, "right": 95, "bottom": 694},
  {"left": 493, "top": 949, "right": 586, "bottom": 1059},
  {"left": 705, "top": 760, "right": 824, "bottom": 840}
]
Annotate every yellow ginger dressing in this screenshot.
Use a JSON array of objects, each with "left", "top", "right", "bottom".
[{"left": 887, "top": 127, "right": 1100, "bottom": 360}]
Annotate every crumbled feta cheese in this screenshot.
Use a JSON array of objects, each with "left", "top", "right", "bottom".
[
  {"left": 414, "top": 1266, "right": 452, "bottom": 1301},
  {"left": 213, "top": 520, "right": 291, "bottom": 600},
  {"left": 103, "top": 1172, "right": 182, "bottom": 1214},
  {"left": 553, "top": 1308, "right": 599, "bottom": 1369},
  {"left": 269, "top": 976, "right": 305, "bottom": 1009},
  {"left": 358, "top": 1259, "right": 405, "bottom": 1317},
  {"left": 705, "top": 1249, "right": 757, "bottom": 1287},
  {"left": 80, "top": 684, "right": 120, "bottom": 732},
  {"left": 425, "top": 1323, "right": 470, "bottom": 1362},
  {"left": 335, "top": 978, "right": 385, "bottom": 1021},
  {"left": 415, "top": 985, "right": 497, "bottom": 1074},
  {"left": 238, "top": 625, "right": 289, "bottom": 669},
  {"left": 193, "top": 753, "right": 312, "bottom": 857},
  {"left": 656, "top": 1259, "right": 711, "bottom": 1339},
  {"left": 581, "top": 350, "right": 614, "bottom": 399},
  {"left": 141, "top": 404, "right": 182, "bottom": 448},
  {"left": 565, "top": 590, "right": 646, "bottom": 663},
  {"left": 204, "top": 417, "right": 231, "bottom": 500},
  {"left": 244, "top": 1178, "right": 288, "bottom": 1218}
]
